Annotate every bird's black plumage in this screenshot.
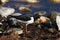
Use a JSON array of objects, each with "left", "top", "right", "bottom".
[{"left": 8, "top": 14, "right": 33, "bottom": 21}]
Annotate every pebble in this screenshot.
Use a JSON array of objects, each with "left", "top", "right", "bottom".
[
  {"left": 50, "top": 0, "right": 60, "bottom": 3},
  {"left": 19, "top": 7, "right": 31, "bottom": 12}
]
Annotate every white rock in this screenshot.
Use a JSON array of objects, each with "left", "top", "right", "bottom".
[
  {"left": 7, "top": 28, "right": 23, "bottom": 34},
  {"left": 26, "top": 0, "right": 39, "bottom": 3},
  {"left": 19, "top": 7, "right": 26, "bottom": 10},
  {"left": 56, "top": 15, "right": 60, "bottom": 31},
  {"left": 0, "top": 0, "right": 8, "bottom": 5},
  {"left": 13, "top": 28, "right": 23, "bottom": 34},
  {"left": 50, "top": 0, "right": 60, "bottom": 3},
  {"left": 0, "top": 7, "right": 15, "bottom": 17},
  {"left": 0, "top": 31, "right": 2, "bottom": 33},
  {"left": 21, "top": 0, "right": 39, "bottom": 4},
  {"left": 12, "top": 13, "right": 22, "bottom": 16},
  {"left": 15, "top": 29, "right": 23, "bottom": 34},
  {"left": 0, "top": 22, "right": 3, "bottom": 25},
  {"left": 1, "top": 0, "right": 8, "bottom": 3}
]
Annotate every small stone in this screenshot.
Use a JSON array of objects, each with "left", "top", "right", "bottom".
[
  {"left": 0, "top": 0, "right": 8, "bottom": 5},
  {"left": 37, "top": 16, "right": 50, "bottom": 23},
  {"left": 21, "top": 0, "right": 39, "bottom": 4},
  {"left": 50, "top": 0, "right": 60, "bottom": 3},
  {"left": 34, "top": 11, "right": 46, "bottom": 16},
  {"left": 19, "top": 7, "right": 31, "bottom": 12}
]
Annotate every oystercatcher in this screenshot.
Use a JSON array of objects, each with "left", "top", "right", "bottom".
[{"left": 8, "top": 14, "right": 34, "bottom": 32}]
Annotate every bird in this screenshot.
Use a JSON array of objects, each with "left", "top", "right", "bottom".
[
  {"left": 8, "top": 14, "right": 34, "bottom": 33},
  {"left": 11, "top": 14, "right": 34, "bottom": 25}
]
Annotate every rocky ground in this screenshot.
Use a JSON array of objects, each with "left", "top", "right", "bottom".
[{"left": 0, "top": 24, "right": 60, "bottom": 40}]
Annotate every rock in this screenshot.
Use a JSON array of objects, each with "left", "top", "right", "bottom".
[
  {"left": 0, "top": 7, "right": 15, "bottom": 17},
  {"left": 12, "top": 13, "right": 22, "bottom": 16},
  {"left": 0, "top": 22, "right": 3, "bottom": 25},
  {"left": 50, "top": 0, "right": 60, "bottom": 3},
  {"left": 12, "top": 28, "right": 23, "bottom": 35},
  {"left": 48, "top": 28, "right": 56, "bottom": 33},
  {"left": 0, "top": 31, "right": 2, "bottom": 33},
  {"left": 34, "top": 11, "right": 47, "bottom": 20},
  {"left": 56, "top": 13, "right": 60, "bottom": 31},
  {"left": 0, "top": 36, "right": 8, "bottom": 40},
  {"left": 34, "top": 11, "right": 46, "bottom": 16},
  {"left": 56, "top": 38, "right": 60, "bottom": 40},
  {"left": 9, "top": 32, "right": 19, "bottom": 40},
  {"left": 21, "top": 0, "right": 39, "bottom": 4},
  {"left": 35, "top": 20, "right": 40, "bottom": 24},
  {"left": 49, "top": 11, "right": 58, "bottom": 21},
  {"left": 0, "top": 0, "right": 8, "bottom": 5},
  {"left": 37, "top": 16, "right": 50, "bottom": 23},
  {"left": 26, "top": 0, "right": 39, "bottom": 3},
  {"left": 19, "top": 7, "right": 31, "bottom": 12}
]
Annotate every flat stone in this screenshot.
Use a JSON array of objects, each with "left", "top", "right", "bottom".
[
  {"left": 12, "top": 13, "right": 22, "bottom": 16},
  {"left": 0, "top": 7, "right": 15, "bottom": 17},
  {"left": 50, "top": 0, "right": 60, "bottom": 3},
  {"left": 19, "top": 7, "right": 31, "bottom": 12}
]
